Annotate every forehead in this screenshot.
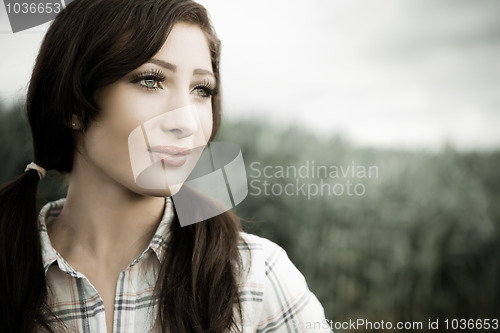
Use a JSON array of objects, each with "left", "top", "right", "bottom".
[{"left": 154, "top": 22, "right": 212, "bottom": 69}]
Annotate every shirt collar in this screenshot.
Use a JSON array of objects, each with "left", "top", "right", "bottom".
[{"left": 38, "top": 197, "right": 174, "bottom": 275}]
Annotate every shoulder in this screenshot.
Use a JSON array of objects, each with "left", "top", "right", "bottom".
[
  {"left": 237, "top": 232, "right": 311, "bottom": 295},
  {"left": 236, "top": 232, "right": 332, "bottom": 332},
  {"left": 237, "top": 232, "right": 290, "bottom": 283},
  {"left": 237, "top": 231, "right": 307, "bottom": 288},
  {"left": 238, "top": 232, "right": 284, "bottom": 261}
]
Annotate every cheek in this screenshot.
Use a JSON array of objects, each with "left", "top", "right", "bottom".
[
  {"left": 97, "top": 84, "right": 158, "bottom": 132},
  {"left": 83, "top": 121, "right": 129, "bottom": 171},
  {"left": 204, "top": 108, "right": 214, "bottom": 141},
  {"left": 192, "top": 103, "right": 213, "bottom": 142},
  {"left": 85, "top": 97, "right": 149, "bottom": 170}
]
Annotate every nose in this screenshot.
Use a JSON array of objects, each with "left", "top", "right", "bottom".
[{"left": 161, "top": 104, "right": 199, "bottom": 139}]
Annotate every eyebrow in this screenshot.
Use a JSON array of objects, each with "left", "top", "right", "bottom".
[
  {"left": 193, "top": 68, "right": 214, "bottom": 77},
  {"left": 147, "top": 58, "right": 214, "bottom": 77},
  {"left": 147, "top": 59, "right": 177, "bottom": 71}
]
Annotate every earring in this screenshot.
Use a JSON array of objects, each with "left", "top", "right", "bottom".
[{"left": 72, "top": 122, "right": 76, "bottom": 127}]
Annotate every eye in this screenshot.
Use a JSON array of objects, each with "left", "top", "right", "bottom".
[
  {"left": 140, "top": 78, "right": 159, "bottom": 89},
  {"left": 130, "top": 69, "right": 166, "bottom": 91},
  {"left": 192, "top": 80, "right": 216, "bottom": 99},
  {"left": 193, "top": 86, "right": 212, "bottom": 98}
]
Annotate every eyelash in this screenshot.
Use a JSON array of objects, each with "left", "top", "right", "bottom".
[
  {"left": 130, "top": 70, "right": 216, "bottom": 98},
  {"left": 130, "top": 69, "right": 166, "bottom": 91},
  {"left": 192, "top": 79, "right": 217, "bottom": 99}
]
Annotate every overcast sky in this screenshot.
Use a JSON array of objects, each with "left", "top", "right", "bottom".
[{"left": 1, "top": 0, "right": 500, "bottom": 151}]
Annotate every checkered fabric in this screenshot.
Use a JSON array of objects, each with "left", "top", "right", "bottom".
[{"left": 38, "top": 198, "right": 330, "bottom": 332}]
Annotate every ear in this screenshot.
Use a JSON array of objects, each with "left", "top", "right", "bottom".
[{"left": 70, "top": 114, "right": 82, "bottom": 130}]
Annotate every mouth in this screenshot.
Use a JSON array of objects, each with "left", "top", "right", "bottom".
[{"left": 148, "top": 145, "right": 192, "bottom": 167}]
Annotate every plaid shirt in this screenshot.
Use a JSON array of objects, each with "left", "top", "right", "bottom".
[{"left": 39, "top": 198, "right": 331, "bottom": 332}]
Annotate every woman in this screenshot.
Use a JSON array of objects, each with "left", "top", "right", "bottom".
[{"left": 0, "top": 0, "right": 330, "bottom": 332}]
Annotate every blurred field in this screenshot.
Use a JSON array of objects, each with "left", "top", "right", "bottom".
[
  {"left": 1, "top": 102, "right": 499, "bottom": 331},
  {"left": 219, "top": 117, "right": 500, "bottom": 331}
]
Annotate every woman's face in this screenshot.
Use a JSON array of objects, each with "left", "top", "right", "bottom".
[{"left": 78, "top": 22, "right": 214, "bottom": 196}]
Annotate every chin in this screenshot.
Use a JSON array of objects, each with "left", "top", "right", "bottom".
[
  {"left": 133, "top": 182, "right": 185, "bottom": 198},
  {"left": 167, "top": 183, "right": 183, "bottom": 196},
  {"left": 142, "top": 189, "right": 173, "bottom": 197}
]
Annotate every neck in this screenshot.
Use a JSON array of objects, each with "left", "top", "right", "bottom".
[{"left": 48, "top": 155, "right": 166, "bottom": 273}]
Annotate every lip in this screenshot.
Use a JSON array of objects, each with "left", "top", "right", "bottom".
[{"left": 148, "top": 145, "right": 191, "bottom": 167}]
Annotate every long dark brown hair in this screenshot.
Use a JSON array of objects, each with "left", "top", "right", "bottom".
[{"left": 0, "top": 0, "right": 243, "bottom": 332}]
